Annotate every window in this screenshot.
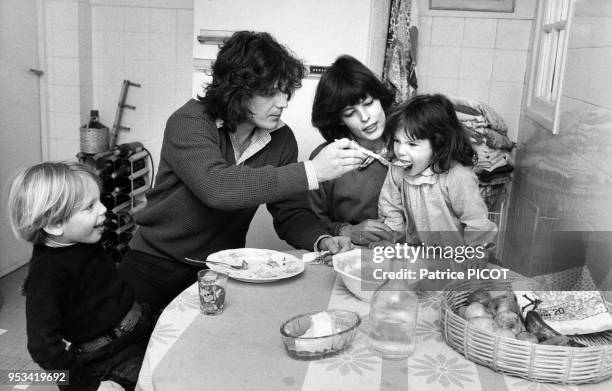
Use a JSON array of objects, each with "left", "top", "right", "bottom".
[{"left": 525, "top": 0, "right": 575, "bottom": 134}]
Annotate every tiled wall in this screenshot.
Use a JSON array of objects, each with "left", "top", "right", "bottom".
[
  {"left": 44, "top": 0, "right": 83, "bottom": 160},
  {"left": 44, "top": 0, "right": 194, "bottom": 169},
  {"left": 416, "top": 0, "right": 536, "bottom": 141},
  {"left": 502, "top": 0, "right": 612, "bottom": 287}
]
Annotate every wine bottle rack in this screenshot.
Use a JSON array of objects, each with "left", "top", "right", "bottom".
[{"left": 78, "top": 145, "right": 151, "bottom": 261}]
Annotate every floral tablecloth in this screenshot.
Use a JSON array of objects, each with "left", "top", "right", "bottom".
[{"left": 136, "top": 251, "right": 612, "bottom": 391}]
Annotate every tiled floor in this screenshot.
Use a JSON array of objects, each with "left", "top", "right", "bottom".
[{"left": 0, "top": 266, "right": 56, "bottom": 391}]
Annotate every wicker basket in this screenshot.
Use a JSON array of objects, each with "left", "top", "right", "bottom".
[
  {"left": 80, "top": 126, "right": 109, "bottom": 154},
  {"left": 440, "top": 279, "right": 612, "bottom": 384}
]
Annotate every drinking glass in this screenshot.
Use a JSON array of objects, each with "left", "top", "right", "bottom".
[{"left": 197, "top": 270, "right": 228, "bottom": 315}]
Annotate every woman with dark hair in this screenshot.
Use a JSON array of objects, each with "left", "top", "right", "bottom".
[
  {"left": 119, "top": 32, "right": 365, "bottom": 312},
  {"left": 309, "top": 55, "right": 396, "bottom": 245}
]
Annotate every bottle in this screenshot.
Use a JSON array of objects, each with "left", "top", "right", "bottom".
[
  {"left": 367, "top": 257, "right": 418, "bottom": 359},
  {"left": 104, "top": 212, "right": 119, "bottom": 231},
  {"left": 111, "top": 158, "right": 146, "bottom": 178},
  {"left": 114, "top": 177, "right": 146, "bottom": 194},
  {"left": 116, "top": 211, "right": 133, "bottom": 227},
  {"left": 95, "top": 156, "right": 116, "bottom": 177},
  {"left": 87, "top": 110, "right": 106, "bottom": 129},
  {"left": 101, "top": 230, "right": 118, "bottom": 246},
  {"left": 101, "top": 192, "right": 131, "bottom": 209},
  {"left": 114, "top": 142, "right": 144, "bottom": 158}
]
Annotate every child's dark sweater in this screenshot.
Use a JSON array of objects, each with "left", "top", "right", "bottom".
[{"left": 25, "top": 242, "right": 134, "bottom": 390}]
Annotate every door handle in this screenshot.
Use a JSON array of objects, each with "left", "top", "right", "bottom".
[{"left": 29, "top": 68, "right": 44, "bottom": 76}]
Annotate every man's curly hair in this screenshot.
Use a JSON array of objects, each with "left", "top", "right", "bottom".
[{"left": 199, "top": 31, "right": 306, "bottom": 129}]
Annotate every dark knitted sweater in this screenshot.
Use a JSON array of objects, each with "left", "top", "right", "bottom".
[
  {"left": 24, "top": 242, "right": 134, "bottom": 390},
  {"left": 308, "top": 142, "right": 389, "bottom": 235},
  {"left": 130, "top": 99, "right": 327, "bottom": 262}
]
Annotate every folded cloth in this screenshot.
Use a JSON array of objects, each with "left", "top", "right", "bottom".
[
  {"left": 447, "top": 94, "right": 508, "bottom": 135},
  {"left": 474, "top": 146, "right": 514, "bottom": 173},
  {"left": 478, "top": 164, "right": 514, "bottom": 182}
]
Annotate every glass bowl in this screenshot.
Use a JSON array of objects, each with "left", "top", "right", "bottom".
[{"left": 280, "top": 309, "right": 361, "bottom": 360}]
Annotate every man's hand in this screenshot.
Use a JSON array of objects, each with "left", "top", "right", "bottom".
[
  {"left": 318, "top": 236, "right": 353, "bottom": 254},
  {"left": 311, "top": 138, "right": 367, "bottom": 182},
  {"left": 98, "top": 380, "right": 125, "bottom": 391},
  {"left": 339, "top": 219, "right": 394, "bottom": 245}
]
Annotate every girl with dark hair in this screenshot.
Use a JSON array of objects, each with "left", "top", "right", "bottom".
[
  {"left": 119, "top": 32, "right": 366, "bottom": 312},
  {"left": 378, "top": 93, "right": 497, "bottom": 247},
  {"left": 309, "top": 55, "right": 396, "bottom": 244}
]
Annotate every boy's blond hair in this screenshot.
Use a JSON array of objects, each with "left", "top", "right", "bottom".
[{"left": 8, "top": 161, "right": 101, "bottom": 244}]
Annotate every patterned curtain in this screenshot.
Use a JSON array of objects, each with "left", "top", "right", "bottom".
[{"left": 383, "top": 0, "right": 419, "bottom": 103}]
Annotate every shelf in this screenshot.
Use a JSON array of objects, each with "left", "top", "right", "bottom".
[
  {"left": 116, "top": 222, "right": 135, "bottom": 235},
  {"left": 129, "top": 150, "right": 149, "bottom": 161},
  {"left": 112, "top": 200, "right": 131, "bottom": 214},
  {"left": 130, "top": 186, "right": 148, "bottom": 198},
  {"left": 131, "top": 202, "right": 146, "bottom": 214},
  {"left": 129, "top": 167, "right": 149, "bottom": 180}
]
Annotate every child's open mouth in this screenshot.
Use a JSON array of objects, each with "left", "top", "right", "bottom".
[
  {"left": 94, "top": 221, "right": 106, "bottom": 229},
  {"left": 394, "top": 160, "right": 412, "bottom": 169}
]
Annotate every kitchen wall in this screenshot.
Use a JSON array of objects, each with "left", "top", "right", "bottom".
[
  {"left": 415, "top": 0, "right": 536, "bottom": 142},
  {"left": 502, "top": 0, "right": 612, "bottom": 289},
  {"left": 44, "top": 0, "right": 194, "bottom": 170}
]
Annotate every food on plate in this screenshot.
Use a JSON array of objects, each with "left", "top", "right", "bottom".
[
  {"left": 254, "top": 259, "right": 300, "bottom": 278},
  {"left": 266, "top": 258, "right": 286, "bottom": 267},
  {"left": 464, "top": 302, "right": 492, "bottom": 319}
]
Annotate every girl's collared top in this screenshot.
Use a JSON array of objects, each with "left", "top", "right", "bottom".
[{"left": 379, "top": 163, "right": 497, "bottom": 247}]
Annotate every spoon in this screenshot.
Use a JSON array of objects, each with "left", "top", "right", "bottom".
[
  {"left": 184, "top": 257, "right": 249, "bottom": 270},
  {"left": 353, "top": 146, "right": 412, "bottom": 168}
]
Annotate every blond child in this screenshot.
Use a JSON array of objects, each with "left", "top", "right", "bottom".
[{"left": 8, "top": 162, "right": 152, "bottom": 391}]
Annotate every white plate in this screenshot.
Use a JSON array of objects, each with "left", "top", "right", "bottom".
[{"left": 206, "top": 248, "right": 304, "bottom": 283}]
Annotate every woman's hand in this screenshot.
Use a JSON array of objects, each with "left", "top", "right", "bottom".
[
  {"left": 97, "top": 380, "right": 125, "bottom": 391},
  {"left": 311, "top": 139, "right": 367, "bottom": 182},
  {"left": 318, "top": 236, "right": 353, "bottom": 254},
  {"left": 339, "top": 220, "right": 395, "bottom": 245}
]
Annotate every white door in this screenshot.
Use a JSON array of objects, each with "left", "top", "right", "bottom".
[{"left": 0, "top": 0, "right": 44, "bottom": 276}]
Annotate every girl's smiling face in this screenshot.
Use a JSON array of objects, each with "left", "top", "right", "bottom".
[
  {"left": 393, "top": 127, "right": 433, "bottom": 176},
  {"left": 340, "top": 95, "right": 386, "bottom": 145}
]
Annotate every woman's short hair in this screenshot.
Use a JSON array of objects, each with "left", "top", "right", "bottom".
[
  {"left": 200, "top": 31, "right": 306, "bottom": 128},
  {"left": 8, "top": 161, "right": 101, "bottom": 244},
  {"left": 311, "top": 55, "right": 395, "bottom": 142}
]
